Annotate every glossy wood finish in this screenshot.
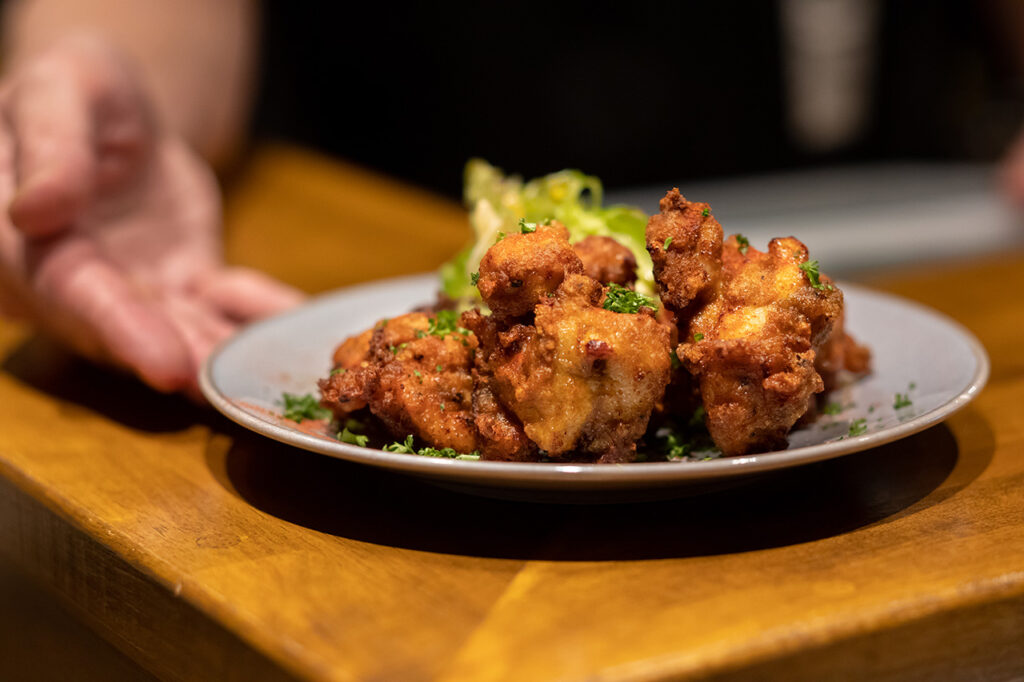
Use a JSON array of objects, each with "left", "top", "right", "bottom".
[{"left": 1, "top": 144, "right": 1022, "bottom": 681}]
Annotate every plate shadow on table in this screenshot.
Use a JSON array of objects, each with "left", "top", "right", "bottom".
[
  {"left": 2, "top": 334, "right": 219, "bottom": 432},
  {"left": 210, "top": 415, "right": 993, "bottom": 562}
]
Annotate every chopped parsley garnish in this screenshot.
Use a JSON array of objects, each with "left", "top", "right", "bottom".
[
  {"left": 281, "top": 393, "right": 330, "bottom": 422},
  {"left": 383, "top": 435, "right": 479, "bottom": 460},
  {"left": 665, "top": 432, "right": 691, "bottom": 459},
  {"left": 518, "top": 218, "right": 537, "bottom": 234},
  {"left": 330, "top": 367, "right": 347, "bottom": 376},
  {"left": 495, "top": 231, "right": 506, "bottom": 243},
  {"left": 420, "top": 446, "right": 480, "bottom": 460},
  {"left": 414, "top": 370, "right": 423, "bottom": 382},
  {"left": 427, "top": 309, "right": 471, "bottom": 338},
  {"left": 602, "top": 283, "right": 658, "bottom": 314},
  {"left": 435, "top": 364, "right": 443, "bottom": 372},
  {"left": 848, "top": 418, "right": 867, "bottom": 437},
  {"left": 440, "top": 403, "right": 446, "bottom": 411},
  {"left": 736, "top": 234, "right": 750, "bottom": 255},
  {"left": 798, "top": 259, "right": 833, "bottom": 291},
  {"left": 656, "top": 406, "right": 719, "bottom": 461},
  {"left": 669, "top": 349, "right": 682, "bottom": 371},
  {"left": 823, "top": 402, "right": 843, "bottom": 416},
  {"left": 894, "top": 393, "right": 913, "bottom": 409},
  {"left": 688, "top": 405, "right": 706, "bottom": 428},
  {"left": 389, "top": 345, "right": 399, "bottom": 355},
  {"left": 383, "top": 435, "right": 416, "bottom": 453},
  {"left": 909, "top": 382, "right": 917, "bottom": 390},
  {"left": 338, "top": 427, "right": 369, "bottom": 447},
  {"left": 470, "top": 272, "right": 479, "bottom": 286},
  {"left": 663, "top": 237, "right": 673, "bottom": 250},
  {"left": 701, "top": 207, "right": 710, "bottom": 217},
  {"left": 693, "top": 332, "right": 704, "bottom": 342}
]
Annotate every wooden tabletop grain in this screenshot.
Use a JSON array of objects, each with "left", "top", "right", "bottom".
[{"left": 1, "top": 144, "right": 1022, "bottom": 682}]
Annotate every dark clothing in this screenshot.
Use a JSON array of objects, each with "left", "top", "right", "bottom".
[{"left": 254, "top": 1, "right": 1021, "bottom": 198}]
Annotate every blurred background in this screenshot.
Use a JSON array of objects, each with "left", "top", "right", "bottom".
[{"left": 253, "top": 0, "right": 1024, "bottom": 275}]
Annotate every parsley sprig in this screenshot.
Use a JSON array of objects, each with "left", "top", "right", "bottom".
[
  {"left": 383, "top": 435, "right": 480, "bottom": 460},
  {"left": 894, "top": 393, "right": 913, "bottom": 409},
  {"left": 736, "top": 234, "right": 750, "bottom": 255},
  {"left": 417, "top": 310, "right": 471, "bottom": 339},
  {"left": 798, "top": 260, "right": 834, "bottom": 291},
  {"left": 281, "top": 393, "right": 330, "bottom": 422},
  {"left": 848, "top": 418, "right": 868, "bottom": 437},
  {"left": 603, "top": 283, "right": 658, "bottom": 314},
  {"left": 518, "top": 218, "right": 537, "bottom": 234}
]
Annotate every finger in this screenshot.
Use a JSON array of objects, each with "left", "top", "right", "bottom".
[
  {"left": 159, "top": 294, "right": 236, "bottom": 381},
  {"left": 29, "top": 236, "right": 195, "bottom": 392},
  {"left": 5, "top": 57, "right": 96, "bottom": 238},
  {"left": 196, "top": 266, "right": 304, "bottom": 322}
]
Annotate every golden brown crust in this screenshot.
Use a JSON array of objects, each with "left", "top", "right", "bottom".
[
  {"left": 476, "top": 222, "right": 582, "bottom": 319},
  {"left": 815, "top": 310, "right": 872, "bottom": 391},
  {"left": 574, "top": 235, "right": 637, "bottom": 287},
  {"left": 478, "top": 274, "right": 671, "bottom": 461},
  {"left": 675, "top": 235, "right": 843, "bottom": 456},
  {"left": 319, "top": 312, "right": 480, "bottom": 452},
  {"left": 646, "top": 189, "right": 723, "bottom": 313}
]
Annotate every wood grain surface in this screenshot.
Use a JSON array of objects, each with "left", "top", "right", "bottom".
[{"left": 1, "top": 144, "right": 1022, "bottom": 681}]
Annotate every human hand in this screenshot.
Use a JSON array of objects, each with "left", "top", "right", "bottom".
[{"left": 0, "top": 35, "right": 303, "bottom": 396}]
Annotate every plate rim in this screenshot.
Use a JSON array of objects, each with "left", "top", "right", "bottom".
[{"left": 199, "top": 275, "right": 990, "bottom": 488}]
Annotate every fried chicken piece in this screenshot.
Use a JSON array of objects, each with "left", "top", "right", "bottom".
[
  {"left": 318, "top": 312, "right": 479, "bottom": 453},
  {"left": 473, "top": 274, "right": 672, "bottom": 462},
  {"left": 476, "top": 221, "right": 583, "bottom": 319},
  {"left": 321, "top": 327, "right": 376, "bottom": 416},
  {"left": 574, "top": 235, "right": 637, "bottom": 287},
  {"left": 675, "top": 235, "right": 843, "bottom": 456},
  {"left": 815, "top": 310, "right": 872, "bottom": 391},
  {"left": 458, "top": 309, "right": 539, "bottom": 461},
  {"left": 646, "top": 189, "right": 723, "bottom": 313}
]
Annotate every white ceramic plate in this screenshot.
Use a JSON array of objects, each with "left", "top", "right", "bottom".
[{"left": 200, "top": 274, "right": 988, "bottom": 502}]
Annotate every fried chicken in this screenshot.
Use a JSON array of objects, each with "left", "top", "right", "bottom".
[
  {"left": 476, "top": 221, "right": 583, "bottom": 319},
  {"left": 470, "top": 273, "right": 671, "bottom": 462},
  {"left": 672, "top": 235, "right": 843, "bottom": 456},
  {"left": 574, "top": 235, "right": 638, "bottom": 287},
  {"left": 815, "top": 310, "right": 872, "bottom": 391},
  {"left": 318, "top": 312, "right": 479, "bottom": 453},
  {"left": 646, "top": 189, "right": 723, "bottom": 313},
  {"left": 318, "top": 185, "right": 871, "bottom": 464}
]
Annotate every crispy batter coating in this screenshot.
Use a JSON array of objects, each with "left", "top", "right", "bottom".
[
  {"left": 574, "top": 235, "right": 637, "bottom": 287},
  {"left": 646, "top": 189, "right": 723, "bottom": 313},
  {"left": 321, "top": 327, "right": 375, "bottom": 415},
  {"left": 473, "top": 274, "right": 672, "bottom": 462},
  {"left": 319, "top": 313, "right": 479, "bottom": 452},
  {"left": 675, "top": 235, "right": 843, "bottom": 455},
  {"left": 460, "top": 309, "right": 540, "bottom": 461},
  {"left": 816, "top": 310, "right": 872, "bottom": 391},
  {"left": 476, "top": 221, "right": 583, "bottom": 319}
]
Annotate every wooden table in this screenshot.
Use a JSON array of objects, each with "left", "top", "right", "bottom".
[{"left": 1, "top": 144, "right": 1023, "bottom": 681}]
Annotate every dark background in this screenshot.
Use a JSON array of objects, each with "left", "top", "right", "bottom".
[{"left": 253, "top": 1, "right": 1023, "bottom": 198}]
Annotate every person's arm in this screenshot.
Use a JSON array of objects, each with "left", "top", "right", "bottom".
[
  {"left": 2, "top": 0, "right": 259, "bottom": 166},
  {"left": 0, "top": 1, "right": 301, "bottom": 397}
]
